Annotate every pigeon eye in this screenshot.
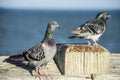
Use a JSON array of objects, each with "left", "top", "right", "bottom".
[
  {"left": 51, "top": 23, "right": 55, "bottom": 25},
  {"left": 104, "top": 13, "right": 108, "bottom": 16},
  {"left": 52, "top": 22, "right": 57, "bottom": 25}
]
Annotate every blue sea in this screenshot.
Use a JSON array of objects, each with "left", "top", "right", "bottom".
[{"left": 0, "top": 9, "right": 120, "bottom": 55}]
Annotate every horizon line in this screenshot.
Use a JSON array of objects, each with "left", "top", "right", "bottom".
[{"left": 0, "top": 7, "right": 120, "bottom": 11}]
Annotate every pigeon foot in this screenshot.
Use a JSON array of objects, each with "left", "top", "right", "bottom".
[
  {"left": 35, "top": 72, "right": 53, "bottom": 80},
  {"left": 35, "top": 73, "right": 42, "bottom": 80}
]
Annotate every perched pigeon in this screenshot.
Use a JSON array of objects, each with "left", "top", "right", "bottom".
[
  {"left": 7, "top": 21, "right": 59, "bottom": 78},
  {"left": 69, "top": 12, "right": 111, "bottom": 45}
]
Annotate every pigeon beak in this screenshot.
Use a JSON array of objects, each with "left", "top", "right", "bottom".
[
  {"left": 57, "top": 25, "right": 60, "bottom": 29},
  {"left": 108, "top": 15, "right": 111, "bottom": 18}
]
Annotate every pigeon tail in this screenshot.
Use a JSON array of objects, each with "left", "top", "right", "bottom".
[
  {"left": 8, "top": 54, "right": 26, "bottom": 61},
  {"left": 68, "top": 35, "right": 78, "bottom": 38}
]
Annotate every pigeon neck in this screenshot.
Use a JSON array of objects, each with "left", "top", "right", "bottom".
[
  {"left": 44, "top": 26, "right": 55, "bottom": 40},
  {"left": 42, "top": 26, "right": 55, "bottom": 46},
  {"left": 95, "top": 14, "right": 103, "bottom": 20},
  {"left": 95, "top": 16, "right": 107, "bottom": 23}
]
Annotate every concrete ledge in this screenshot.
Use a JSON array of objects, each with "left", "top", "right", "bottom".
[
  {"left": 0, "top": 54, "right": 120, "bottom": 80},
  {"left": 0, "top": 74, "right": 120, "bottom": 80}
]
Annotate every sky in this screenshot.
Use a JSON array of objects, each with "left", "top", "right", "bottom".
[{"left": 0, "top": 0, "right": 120, "bottom": 10}]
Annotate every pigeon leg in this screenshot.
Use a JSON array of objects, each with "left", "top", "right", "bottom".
[
  {"left": 93, "top": 41, "right": 99, "bottom": 47},
  {"left": 39, "top": 67, "right": 53, "bottom": 79},
  {"left": 35, "top": 66, "right": 53, "bottom": 80},
  {"left": 87, "top": 40, "right": 91, "bottom": 45},
  {"left": 34, "top": 67, "right": 42, "bottom": 80},
  {"left": 94, "top": 41, "right": 98, "bottom": 45}
]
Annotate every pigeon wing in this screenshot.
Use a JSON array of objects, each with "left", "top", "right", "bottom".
[
  {"left": 71, "top": 24, "right": 93, "bottom": 37},
  {"left": 24, "top": 44, "right": 45, "bottom": 61},
  {"left": 8, "top": 44, "right": 45, "bottom": 62},
  {"left": 85, "top": 20, "right": 105, "bottom": 34}
]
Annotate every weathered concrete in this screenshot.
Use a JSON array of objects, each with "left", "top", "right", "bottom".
[
  {"left": 0, "top": 56, "right": 61, "bottom": 80},
  {"left": 0, "top": 54, "right": 120, "bottom": 80}
]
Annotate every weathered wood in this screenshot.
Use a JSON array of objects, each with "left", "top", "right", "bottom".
[
  {"left": 54, "top": 44, "right": 110, "bottom": 76},
  {"left": 110, "top": 54, "right": 120, "bottom": 75}
]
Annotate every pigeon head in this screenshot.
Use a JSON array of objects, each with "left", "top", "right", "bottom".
[
  {"left": 95, "top": 12, "right": 111, "bottom": 20},
  {"left": 48, "top": 21, "right": 59, "bottom": 31},
  {"left": 44, "top": 21, "right": 59, "bottom": 40}
]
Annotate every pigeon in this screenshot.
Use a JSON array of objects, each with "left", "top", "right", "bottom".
[
  {"left": 7, "top": 21, "right": 59, "bottom": 78},
  {"left": 69, "top": 12, "right": 111, "bottom": 45}
]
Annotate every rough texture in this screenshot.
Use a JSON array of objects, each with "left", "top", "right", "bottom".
[
  {"left": 110, "top": 54, "right": 120, "bottom": 75},
  {"left": 0, "top": 56, "right": 61, "bottom": 80},
  {"left": 54, "top": 44, "right": 110, "bottom": 75},
  {"left": 0, "top": 54, "right": 120, "bottom": 80},
  {"left": 0, "top": 44, "right": 120, "bottom": 80},
  {"left": 66, "top": 44, "right": 108, "bottom": 52}
]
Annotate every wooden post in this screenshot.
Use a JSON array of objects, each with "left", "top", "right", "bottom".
[{"left": 54, "top": 44, "right": 110, "bottom": 76}]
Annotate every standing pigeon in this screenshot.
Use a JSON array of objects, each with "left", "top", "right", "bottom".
[
  {"left": 69, "top": 12, "right": 111, "bottom": 45},
  {"left": 7, "top": 21, "right": 59, "bottom": 78}
]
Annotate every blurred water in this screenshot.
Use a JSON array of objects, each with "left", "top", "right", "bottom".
[{"left": 0, "top": 9, "right": 120, "bottom": 55}]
